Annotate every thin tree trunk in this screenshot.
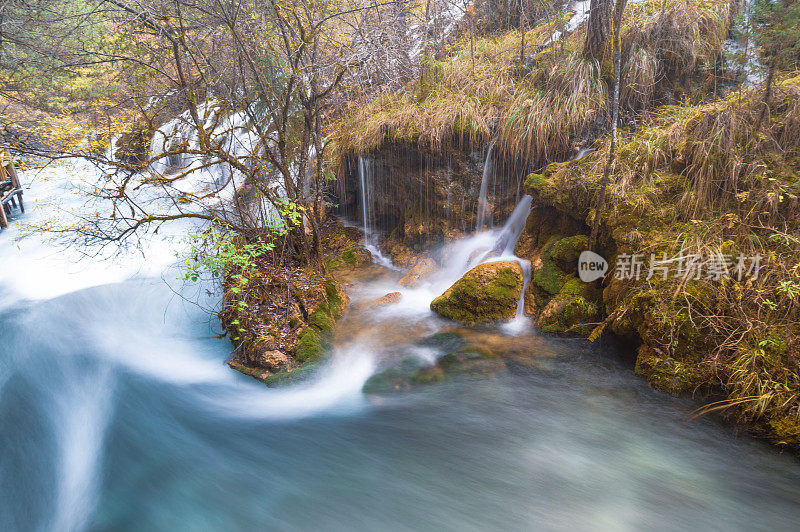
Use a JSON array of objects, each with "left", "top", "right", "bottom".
[
  {"left": 759, "top": 60, "right": 776, "bottom": 126},
  {"left": 589, "top": 0, "right": 627, "bottom": 251},
  {"left": 584, "top": 0, "right": 612, "bottom": 60}
]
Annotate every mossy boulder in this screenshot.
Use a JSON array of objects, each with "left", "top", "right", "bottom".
[
  {"left": 634, "top": 345, "right": 709, "bottom": 396},
  {"left": 430, "top": 261, "right": 523, "bottom": 325},
  {"left": 515, "top": 205, "right": 587, "bottom": 259},
  {"left": 530, "top": 237, "right": 573, "bottom": 296}
]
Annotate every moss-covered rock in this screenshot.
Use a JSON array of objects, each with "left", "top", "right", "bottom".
[
  {"left": 768, "top": 416, "right": 800, "bottom": 447},
  {"left": 634, "top": 345, "right": 709, "bottom": 395},
  {"left": 293, "top": 327, "right": 326, "bottom": 363},
  {"left": 530, "top": 237, "right": 573, "bottom": 296},
  {"left": 549, "top": 234, "right": 588, "bottom": 273},
  {"left": 430, "top": 261, "right": 523, "bottom": 325},
  {"left": 225, "top": 269, "right": 350, "bottom": 385},
  {"left": 537, "top": 278, "right": 600, "bottom": 334},
  {"left": 327, "top": 246, "right": 372, "bottom": 270}
]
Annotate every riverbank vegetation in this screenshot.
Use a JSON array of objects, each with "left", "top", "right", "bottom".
[{"left": 523, "top": 75, "right": 800, "bottom": 447}]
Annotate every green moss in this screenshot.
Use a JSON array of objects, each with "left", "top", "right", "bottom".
[
  {"left": 531, "top": 237, "right": 573, "bottom": 295},
  {"left": 538, "top": 294, "right": 599, "bottom": 334},
  {"left": 560, "top": 277, "right": 600, "bottom": 300},
  {"left": 294, "top": 327, "right": 325, "bottom": 363},
  {"left": 768, "top": 416, "right": 800, "bottom": 446},
  {"left": 262, "top": 363, "right": 321, "bottom": 388},
  {"left": 549, "top": 235, "right": 588, "bottom": 271},
  {"left": 524, "top": 172, "right": 548, "bottom": 196},
  {"left": 307, "top": 307, "right": 335, "bottom": 332},
  {"left": 634, "top": 348, "right": 707, "bottom": 395},
  {"left": 326, "top": 249, "right": 355, "bottom": 270},
  {"left": 323, "top": 279, "right": 346, "bottom": 319},
  {"left": 327, "top": 246, "right": 371, "bottom": 270}
]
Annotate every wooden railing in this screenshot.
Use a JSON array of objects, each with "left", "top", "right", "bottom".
[{"left": 0, "top": 152, "right": 24, "bottom": 229}]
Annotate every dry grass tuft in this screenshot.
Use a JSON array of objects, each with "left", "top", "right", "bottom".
[{"left": 328, "top": 0, "right": 733, "bottom": 171}]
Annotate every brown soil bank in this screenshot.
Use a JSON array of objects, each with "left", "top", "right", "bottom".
[
  {"left": 515, "top": 76, "right": 800, "bottom": 452},
  {"left": 224, "top": 220, "right": 366, "bottom": 386}
]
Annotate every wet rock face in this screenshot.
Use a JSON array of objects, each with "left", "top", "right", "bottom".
[
  {"left": 398, "top": 256, "right": 437, "bottom": 287},
  {"left": 430, "top": 261, "right": 523, "bottom": 325},
  {"left": 336, "top": 145, "right": 524, "bottom": 252},
  {"left": 367, "top": 292, "right": 403, "bottom": 308}
]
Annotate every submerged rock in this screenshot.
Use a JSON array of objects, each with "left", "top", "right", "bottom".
[
  {"left": 430, "top": 261, "right": 523, "bottom": 325},
  {"left": 367, "top": 292, "right": 403, "bottom": 308},
  {"left": 362, "top": 357, "right": 445, "bottom": 393},
  {"left": 398, "top": 256, "right": 437, "bottom": 287}
]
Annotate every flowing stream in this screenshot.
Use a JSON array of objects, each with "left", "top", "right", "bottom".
[{"left": 3, "top": 163, "right": 800, "bottom": 531}]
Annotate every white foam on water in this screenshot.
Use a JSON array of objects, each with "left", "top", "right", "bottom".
[
  {"left": 49, "top": 364, "right": 116, "bottom": 532},
  {"left": 0, "top": 160, "right": 186, "bottom": 306}
]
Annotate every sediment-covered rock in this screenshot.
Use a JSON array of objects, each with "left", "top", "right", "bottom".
[
  {"left": 430, "top": 261, "right": 523, "bottom": 325},
  {"left": 398, "top": 256, "right": 437, "bottom": 287},
  {"left": 367, "top": 292, "right": 403, "bottom": 308}
]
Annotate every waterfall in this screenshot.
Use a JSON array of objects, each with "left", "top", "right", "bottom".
[
  {"left": 105, "top": 134, "right": 121, "bottom": 162},
  {"left": 148, "top": 103, "right": 261, "bottom": 205},
  {"left": 356, "top": 155, "right": 394, "bottom": 267},
  {"left": 493, "top": 194, "right": 532, "bottom": 257},
  {"left": 476, "top": 141, "right": 496, "bottom": 231},
  {"left": 494, "top": 195, "right": 533, "bottom": 325},
  {"left": 358, "top": 156, "right": 376, "bottom": 245}
]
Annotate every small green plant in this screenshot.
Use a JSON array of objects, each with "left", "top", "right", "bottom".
[
  {"left": 181, "top": 198, "right": 304, "bottom": 284},
  {"left": 182, "top": 224, "right": 274, "bottom": 283},
  {"left": 777, "top": 280, "right": 800, "bottom": 300}
]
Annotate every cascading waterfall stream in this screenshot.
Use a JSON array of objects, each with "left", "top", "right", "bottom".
[
  {"left": 476, "top": 141, "right": 496, "bottom": 231},
  {"left": 358, "top": 156, "right": 374, "bottom": 244}
]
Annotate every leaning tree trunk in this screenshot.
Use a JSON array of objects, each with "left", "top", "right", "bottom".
[{"left": 584, "top": 0, "right": 612, "bottom": 60}]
